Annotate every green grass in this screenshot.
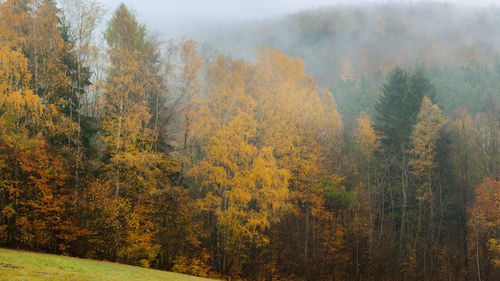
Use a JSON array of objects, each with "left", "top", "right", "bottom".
[{"left": 0, "top": 248, "right": 216, "bottom": 281}]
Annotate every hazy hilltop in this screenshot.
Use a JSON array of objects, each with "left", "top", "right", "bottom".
[{"left": 190, "top": 2, "right": 500, "bottom": 86}]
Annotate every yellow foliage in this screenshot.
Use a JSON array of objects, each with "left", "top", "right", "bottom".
[
  {"left": 471, "top": 177, "right": 500, "bottom": 268},
  {"left": 354, "top": 111, "right": 377, "bottom": 158},
  {"left": 409, "top": 96, "right": 445, "bottom": 197},
  {"left": 172, "top": 251, "right": 213, "bottom": 278},
  {"left": 189, "top": 48, "right": 345, "bottom": 277},
  {"left": 99, "top": 4, "right": 167, "bottom": 200},
  {"left": 489, "top": 239, "right": 500, "bottom": 268},
  {"left": 0, "top": 0, "right": 28, "bottom": 48},
  {"left": 0, "top": 46, "right": 31, "bottom": 95}
]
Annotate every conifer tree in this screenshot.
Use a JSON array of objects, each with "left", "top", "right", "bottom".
[{"left": 375, "top": 67, "right": 434, "bottom": 152}]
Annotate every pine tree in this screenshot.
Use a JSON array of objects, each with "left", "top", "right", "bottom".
[{"left": 375, "top": 67, "right": 434, "bottom": 152}]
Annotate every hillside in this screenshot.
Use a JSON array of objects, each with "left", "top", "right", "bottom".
[
  {"left": 182, "top": 2, "right": 500, "bottom": 128},
  {"left": 189, "top": 2, "right": 500, "bottom": 86},
  {"left": 0, "top": 248, "right": 215, "bottom": 281},
  {"left": 0, "top": 1, "right": 498, "bottom": 280}
]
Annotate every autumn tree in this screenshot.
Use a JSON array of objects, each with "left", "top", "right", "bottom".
[
  {"left": 22, "top": 0, "right": 78, "bottom": 123},
  {"left": 96, "top": 4, "right": 174, "bottom": 265},
  {"left": 407, "top": 96, "right": 445, "bottom": 278},
  {"left": 447, "top": 109, "right": 477, "bottom": 278},
  {"left": 352, "top": 111, "right": 378, "bottom": 276},
  {"left": 60, "top": 0, "right": 104, "bottom": 188},
  {"left": 3, "top": 1, "right": 500, "bottom": 279},
  {"left": 473, "top": 107, "right": 499, "bottom": 179},
  {"left": 470, "top": 177, "right": 500, "bottom": 280},
  {"left": 0, "top": 2, "right": 82, "bottom": 253},
  {"left": 176, "top": 39, "right": 204, "bottom": 185},
  {"left": 188, "top": 48, "right": 346, "bottom": 279},
  {"left": 373, "top": 67, "right": 435, "bottom": 279},
  {"left": 101, "top": 4, "right": 152, "bottom": 198}
]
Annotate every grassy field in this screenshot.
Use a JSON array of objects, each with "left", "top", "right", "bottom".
[{"left": 0, "top": 248, "right": 216, "bottom": 281}]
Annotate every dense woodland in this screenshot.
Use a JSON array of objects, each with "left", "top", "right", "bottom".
[
  {"left": 0, "top": 0, "right": 499, "bottom": 280},
  {"left": 192, "top": 3, "right": 500, "bottom": 86}
]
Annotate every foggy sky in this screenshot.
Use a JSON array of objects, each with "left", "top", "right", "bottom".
[{"left": 94, "top": 0, "right": 499, "bottom": 39}]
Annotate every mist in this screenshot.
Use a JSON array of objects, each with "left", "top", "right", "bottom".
[
  {"left": 91, "top": 1, "right": 500, "bottom": 86},
  {"left": 186, "top": 3, "right": 500, "bottom": 84},
  {"left": 96, "top": 1, "right": 497, "bottom": 38},
  {"left": 2, "top": 0, "right": 500, "bottom": 280}
]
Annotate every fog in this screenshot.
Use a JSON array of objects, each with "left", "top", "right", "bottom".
[
  {"left": 84, "top": 1, "right": 500, "bottom": 85},
  {"left": 96, "top": 0, "right": 497, "bottom": 39},
  {"left": 2, "top": 1, "right": 499, "bottom": 280}
]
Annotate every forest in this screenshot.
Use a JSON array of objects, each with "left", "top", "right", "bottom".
[{"left": 0, "top": 0, "right": 498, "bottom": 280}]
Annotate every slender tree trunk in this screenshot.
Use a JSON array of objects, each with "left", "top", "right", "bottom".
[
  {"left": 368, "top": 162, "right": 374, "bottom": 275},
  {"left": 115, "top": 92, "right": 123, "bottom": 199},
  {"left": 399, "top": 149, "right": 408, "bottom": 279},
  {"left": 153, "top": 87, "right": 160, "bottom": 152},
  {"left": 476, "top": 222, "right": 481, "bottom": 281},
  {"left": 305, "top": 211, "right": 309, "bottom": 263}
]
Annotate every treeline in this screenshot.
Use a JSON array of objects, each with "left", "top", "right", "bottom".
[
  {"left": 0, "top": 1, "right": 499, "bottom": 280},
  {"left": 191, "top": 2, "right": 500, "bottom": 87},
  {"left": 332, "top": 62, "right": 500, "bottom": 128}
]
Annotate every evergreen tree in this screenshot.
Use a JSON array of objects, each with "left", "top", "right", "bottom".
[{"left": 375, "top": 67, "right": 434, "bottom": 152}]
